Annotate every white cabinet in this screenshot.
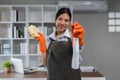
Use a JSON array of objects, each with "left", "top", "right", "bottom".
[{"left": 0, "top": 5, "right": 72, "bottom": 70}]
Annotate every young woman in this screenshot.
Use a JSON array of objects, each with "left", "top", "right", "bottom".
[
  {"left": 28, "top": 7, "right": 84, "bottom": 80},
  {"left": 44, "top": 7, "right": 84, "bottom": 80}
]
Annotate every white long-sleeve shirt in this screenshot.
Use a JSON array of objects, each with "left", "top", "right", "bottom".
[
  {"left": 46, "top": 29, "right": 71, "bottom": 48},
  {"left": 45, "top": 29, "right": 82, "bottom": 65}
]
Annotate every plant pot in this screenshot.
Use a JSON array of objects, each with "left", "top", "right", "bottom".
[{"left": 4, "top": 67, "right": 11, "bottom": 73}]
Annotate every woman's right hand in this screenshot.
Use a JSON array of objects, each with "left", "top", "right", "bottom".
[
  {"left": 27, "top": 25, "right": 47, "bottom": 53},
  {"left": 35, "top": 32, "right": 47, "bottom": 54}
]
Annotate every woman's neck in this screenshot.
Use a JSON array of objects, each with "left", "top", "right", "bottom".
[{"left": 55, "top": 30, "right": 66, "bottom": 39}]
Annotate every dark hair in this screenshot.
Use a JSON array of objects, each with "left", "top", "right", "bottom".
[{"left": 55, "top": 7, "right": 72, "bottom": 21}]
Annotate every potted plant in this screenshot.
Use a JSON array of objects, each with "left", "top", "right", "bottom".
[{"left": 2, "top": 61, "right": 13, "bottom": 73}]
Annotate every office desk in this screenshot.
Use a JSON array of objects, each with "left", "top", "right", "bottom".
[{"left": 0, "top": 71, "right": 105, "bottom": 80}]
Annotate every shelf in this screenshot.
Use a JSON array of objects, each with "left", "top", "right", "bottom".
[
  {"left": 0, "top": 5, "right": 73, "bottom": 70},
  {"left": 0, "top": 54, "right": 11, "bottom": 56}
]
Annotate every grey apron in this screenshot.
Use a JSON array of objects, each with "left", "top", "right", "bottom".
[{"left": 47, "top": 38, "right": 81, "bottom": 80}]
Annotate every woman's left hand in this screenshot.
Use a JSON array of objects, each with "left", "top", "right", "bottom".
[{"left": 71, "top": 22, "right": 85, "bottom": 46}]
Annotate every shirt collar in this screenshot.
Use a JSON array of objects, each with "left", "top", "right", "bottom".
[{"left": 48, "top": 29, "right": 71, "bottom": 40}]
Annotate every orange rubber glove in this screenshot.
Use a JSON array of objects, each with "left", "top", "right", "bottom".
[
  {"left": 35, "top": 32, "right": 46, "bottom": 54},
  {"left": 71, "top": 22, "right": 85, "bottom": 46}
]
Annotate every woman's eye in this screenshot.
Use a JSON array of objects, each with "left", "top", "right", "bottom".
[
  {"left": 58, "top": 18, "right": 62, "bottom": 20},
  {"left": 65, "top": 19, "right": 69, "bottom": 22}
]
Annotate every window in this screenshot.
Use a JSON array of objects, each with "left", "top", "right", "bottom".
[{"left": 108, "top": 12, "right": 120, "bottom": 32}]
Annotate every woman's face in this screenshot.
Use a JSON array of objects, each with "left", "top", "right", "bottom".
[{"left": 55, "top": 13, "right": 70, "bottom": 33}]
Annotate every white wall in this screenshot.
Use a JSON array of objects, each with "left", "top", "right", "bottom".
[
  {"left": 74, "top": 12, "right": 120, "bottom": 80},
  {"left": 73, "top": 1, "right": 120, "bottom": 80}
]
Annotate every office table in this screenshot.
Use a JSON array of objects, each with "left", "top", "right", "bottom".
[{"left": 0, "top": 71, "right": 105, "bottom": 80}]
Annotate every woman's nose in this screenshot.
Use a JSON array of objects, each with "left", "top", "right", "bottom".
[{"left": 61, "top": 20, "right": 65, "bottom": 25}]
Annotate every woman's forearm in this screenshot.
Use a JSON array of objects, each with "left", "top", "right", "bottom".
[{"left": 40, "top": 53, "right": 47, "bottom": 66}]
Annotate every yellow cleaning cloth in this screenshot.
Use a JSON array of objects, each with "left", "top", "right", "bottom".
[{"left": 27, "top": 25, "right": 46, "bottom": 53}]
